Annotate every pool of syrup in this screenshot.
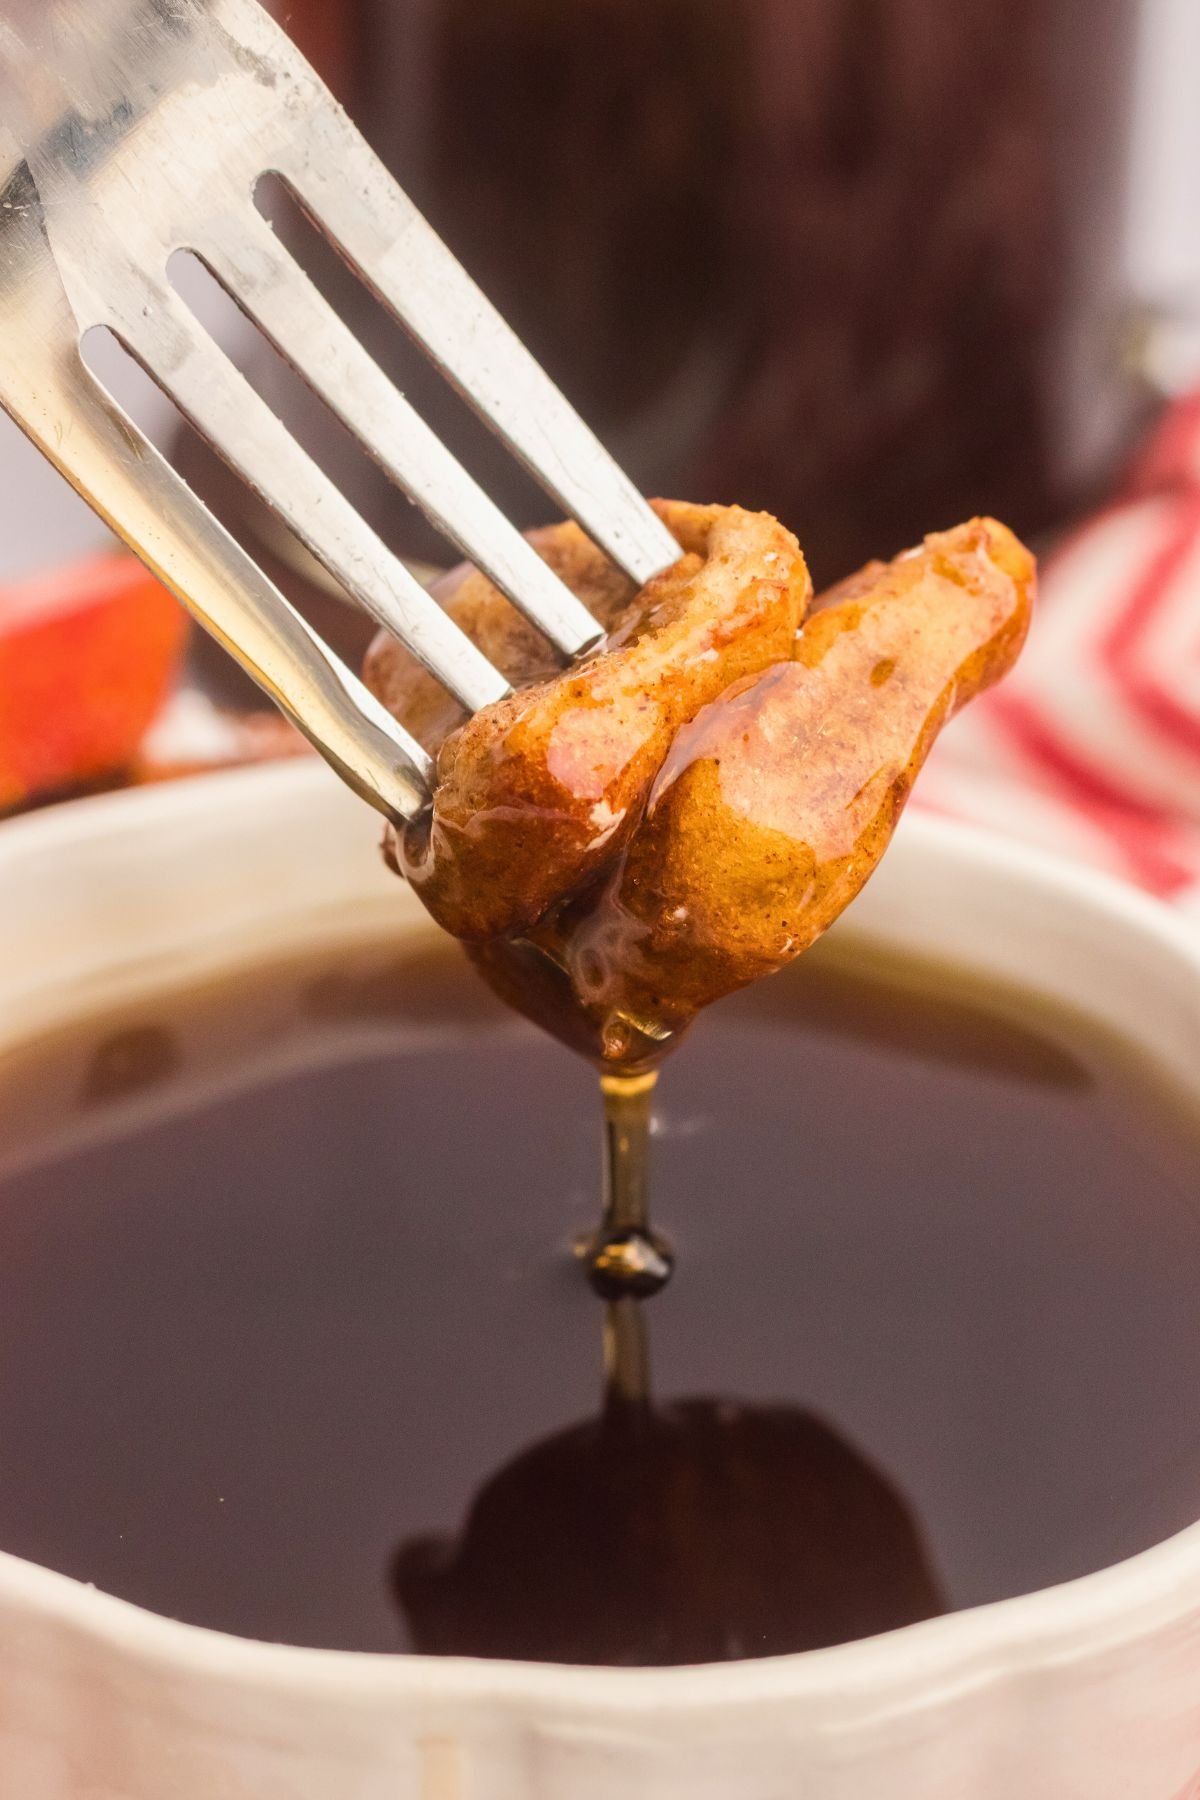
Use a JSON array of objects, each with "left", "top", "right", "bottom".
[{"left": 0, "top": 935, "right": 1196, "bottom": 1662}]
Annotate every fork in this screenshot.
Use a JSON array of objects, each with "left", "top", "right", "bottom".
[{"left": 0, "top": 0, "right": 680, "bottom": 822}]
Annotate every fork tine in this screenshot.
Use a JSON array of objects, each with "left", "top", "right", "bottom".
[
  {"left": 1, "top": 4, "right": 513, "bottom": 714},
  {"left": 281, "top": 149, "right": 682, "bottom": 588},
  {"left": 106, "top": 284, "right": 511, "bottom": 716},
  {"left": 0, "top": 143, "right": 430, "bottom": 823},
  {"left": 193, "top": 213, "right": 604, "bottom": 660},
  {"left": 207, "top": 0, "right": 681, "bottom": 589},
  {"left": 0, "top": 0, "right": 679, "bottom": 832}
]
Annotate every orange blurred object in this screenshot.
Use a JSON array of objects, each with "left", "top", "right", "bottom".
[{"left": 0, "top": 553, "right": 188, "bottom": 810}]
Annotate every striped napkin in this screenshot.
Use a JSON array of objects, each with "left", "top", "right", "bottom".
[{"left": 918, "top": 390, "right": 1200, "bottom": 920}]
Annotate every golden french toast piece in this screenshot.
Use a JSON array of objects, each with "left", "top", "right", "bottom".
[
  {"left": 367, "top": 509, "right": 1033, "bottom": 1067},
  {"left": 366, "top": 501, "right": 810, "bottom": 939},
  {"left": 543, "top": 518, "right": 1034, "bottom": 1046}
]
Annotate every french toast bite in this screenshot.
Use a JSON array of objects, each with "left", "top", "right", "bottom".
[
  {"left": 367, "top": 500, "right": 810, "bottom": 940},
  {"left": 366, "top": 508, "right": 1034, "bottom": 1067}
]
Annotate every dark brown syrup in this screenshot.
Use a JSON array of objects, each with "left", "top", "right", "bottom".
[{"left": 0, "top": 934, "right": 1196, "bottom": 1662}]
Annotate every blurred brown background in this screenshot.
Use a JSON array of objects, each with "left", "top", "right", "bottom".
[{"left": 276, "top": 0, "right": 1142, "bottom": 590}]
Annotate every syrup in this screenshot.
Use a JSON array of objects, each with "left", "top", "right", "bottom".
[{"left": 0, "top": 934, "right": 1195, "bottom": 1662}]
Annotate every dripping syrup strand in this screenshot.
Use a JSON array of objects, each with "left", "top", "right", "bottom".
[
  {"left": 595, "top": 1070, "right": 668, "bottom": 1419},
  {"left": 599, "top": 1069, "right": 657, "bottom": 1240},
  {"left": 603, "top": 1298, "right": 652, "bottom": 1415},
  {"left": 585, "top": 1070, "right": 674, "bottom": 1304}
]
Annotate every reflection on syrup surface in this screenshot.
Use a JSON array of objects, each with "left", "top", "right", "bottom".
[
  {"left": 393, "top": 1297, "right": 943, "bottom": 1665},
  {"left": 0, "top": 934, "right": 1196, "bottom": 1659}
]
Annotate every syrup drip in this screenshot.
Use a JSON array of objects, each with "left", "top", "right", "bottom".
[{"left": 582, "top": 1070, "right": 674, "bottom": 1301}]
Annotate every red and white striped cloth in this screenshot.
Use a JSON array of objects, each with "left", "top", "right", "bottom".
[{"left": 918, "top": 390, "right": 1200, "bottom": 921}]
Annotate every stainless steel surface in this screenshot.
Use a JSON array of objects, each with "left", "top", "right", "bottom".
[{"left": 0, "top": 0, "right": 679, "bottom": 821}]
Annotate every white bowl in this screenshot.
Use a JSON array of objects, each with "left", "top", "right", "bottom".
[{"left": 0, "top": 760, "right": 1198, "bottom": 1800}]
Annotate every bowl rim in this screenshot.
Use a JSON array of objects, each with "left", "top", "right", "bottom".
[{"left": 1, "top": 759, "right": 1199, "bottom": 1731}]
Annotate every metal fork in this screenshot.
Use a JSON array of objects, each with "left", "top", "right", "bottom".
[{"left": 0, "top": 0, "right": 679, "bottom": 821}]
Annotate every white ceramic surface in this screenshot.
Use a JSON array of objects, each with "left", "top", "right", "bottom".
[{"left": 0, "top": 759, "right": 1198, "bottom": 1800}]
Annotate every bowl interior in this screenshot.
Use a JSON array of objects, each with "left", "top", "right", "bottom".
[{"left": 0, "top": 765, "right": 1198, "bottom": 1664}]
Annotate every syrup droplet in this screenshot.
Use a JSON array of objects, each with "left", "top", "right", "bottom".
[
  {"left": 583, "top": 1067, "right": 674, "bottom": 1299},
  {"left": 586, "top": 1227, "right": 674, "bottom": 1300}
]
